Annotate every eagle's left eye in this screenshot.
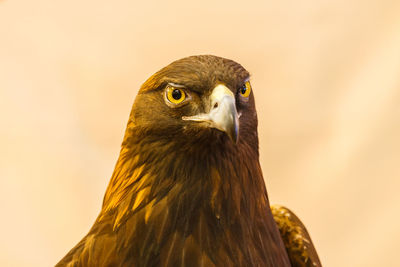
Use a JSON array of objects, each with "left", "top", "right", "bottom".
[
  {"left": 166, "top": 86, "right": 186, "bottom": 104},
  {"left": 239, "top": 81, "right": 252, "bottom": 98}
]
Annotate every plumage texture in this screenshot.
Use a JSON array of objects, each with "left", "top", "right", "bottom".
[
  {"left": 56, "top": 55, "right": 320, "bottom": 267},
  {"left": 271, "top": 205, "right": 321, "bottom": 267}
]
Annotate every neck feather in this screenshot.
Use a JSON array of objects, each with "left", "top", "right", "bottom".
[{"left": 97, "top": 129, "right": 288, "bottom": 266}]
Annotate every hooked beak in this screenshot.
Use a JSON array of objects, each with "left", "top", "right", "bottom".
[{"left": 182, "top": 84, "right": 239, "bottom": 143}]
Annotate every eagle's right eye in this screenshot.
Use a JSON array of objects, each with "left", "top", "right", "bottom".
[
  {"left": 239, "top": 81, "right": 252, "bottom": 98},
  {"left": 165, "top": 86, "right": 186, "bottom": 105}
]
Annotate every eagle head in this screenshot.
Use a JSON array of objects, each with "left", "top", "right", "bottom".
[{"left": 128, "top": 55, "right": 258, "bottom": 149}]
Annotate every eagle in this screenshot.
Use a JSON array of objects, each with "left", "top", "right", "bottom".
[{"left": 56, "top": 55, "right": 321, "bottom": 267}]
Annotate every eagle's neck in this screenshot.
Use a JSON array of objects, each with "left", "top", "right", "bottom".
[
  {"left": 100, "top": 131, "right": 289, "bottom": 266},
  {"left": 103, "top": 131, "right": 268, "bottom": 219}
]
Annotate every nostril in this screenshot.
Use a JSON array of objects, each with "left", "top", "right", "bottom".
[{"left": 213, "top": 102, "right": 218, "bottom": 109}]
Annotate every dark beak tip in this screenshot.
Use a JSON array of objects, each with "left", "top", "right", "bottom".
[{"left": 228, "top": 125, "right": 239, "bottom": 144}]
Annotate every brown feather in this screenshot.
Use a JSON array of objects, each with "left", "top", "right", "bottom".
[{"left": 271, "top": 205, "right": 322, "bottom": 267}]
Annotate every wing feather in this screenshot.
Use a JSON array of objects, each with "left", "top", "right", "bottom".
[{"left": 271, "top": 205, "right": 322, "bottom": 267}]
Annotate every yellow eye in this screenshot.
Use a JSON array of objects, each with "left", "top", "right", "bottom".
[
  {"left": 166, "top": 86, "right": 186, "bottom": 104},
  {"left": 239, "top": 81, "right": 252, "bottom": 98}
]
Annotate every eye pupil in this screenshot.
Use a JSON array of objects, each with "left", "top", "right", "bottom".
[
  {"left": 172, "top": 89, "right": 182, "bottom": 100},
  {"left": 240, "top": 86, "right": 247, "bottom": 95}
]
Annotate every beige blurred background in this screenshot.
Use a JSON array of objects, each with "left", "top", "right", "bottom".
[{"left": 1, "top": 0, "right": 400, "bottom": 266}]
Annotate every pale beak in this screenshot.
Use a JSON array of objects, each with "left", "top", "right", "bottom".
[{"left": 182, "top": 84, "right": 239, "bottom": 143}]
